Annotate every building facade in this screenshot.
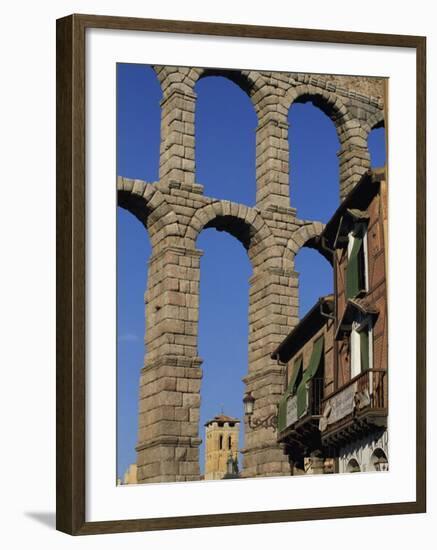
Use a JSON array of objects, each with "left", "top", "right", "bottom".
[
  {"left": 204, "top": 414, "right": 240, "bottom": 480},
  {"left": 273, "top": 168, "right": 388, "bottom": 474},
  {"left": 273, "top": 296, "right": 335, "bottom": 475}
]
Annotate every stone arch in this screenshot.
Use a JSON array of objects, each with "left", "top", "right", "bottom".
[
  {"left": 152, "top": 65, "right": 195, "bottom": 96},
  {"left": 184, "top": 200, "right": 276, "bottom": 259},
  {"left": 197, "top": 68, "right": 254, "bottom": 95},
  {"left": 285, "top": 222, "right": 329, "bottom": 264},
  {"left": 193, "top": 68, "right": 267, "bottom": 113},
  {"left": 193, "top": 74, "right": 259, "bottom": 205},
  {"left": 284, "top": 86, "right": 354, "bottom": 145},
  {"left": 117, "top": 177, "right": 180, "bottom": 244},
  {"left": 148, "top": 64, "right": 169, "bottom": 83},
  {"left": 122, "top": 66, "right": 388, "bottom": 484},
  {"left": 364, "top": 110, "right": 385, "bottom": 135},
  {"left": 287, "top": 222, "right": 332, "bottom": 318},
  {"left": 187, "top": 198, "right": 294, "bottom": 480},
  {"left": 285, "top": 86, "right": 371, "bottom": 201},
  {"left": 366, "top": 111, "right": 387, "bottom": 170}
]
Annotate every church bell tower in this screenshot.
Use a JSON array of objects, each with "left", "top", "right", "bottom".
[{"left": 204, "top": 414, "right": 240, "bottom": 480}]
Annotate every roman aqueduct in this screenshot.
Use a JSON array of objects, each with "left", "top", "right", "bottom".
[{"left": 117, "top": 65, "right": 385, "bottom": 482}]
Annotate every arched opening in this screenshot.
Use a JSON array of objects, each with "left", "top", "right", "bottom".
[
  {"left": 368, "top": 124, "right": 387, "bottom": 168},
  {"left": 294, "top": 247, "right": 333, "bottom": 318},
  {"left": 346, "top": 458, "right": 361, "bottom": 473},
  {"left": 370, "top": 448, "right": 389, "bottom": 472},
  {"left": 117, "top": 63, "right": 162, "bottom": 181},
  {"left": 116, "top": 207, "right": 151, "bottom": 482},
  {"left": 288, "top": 101, "right": 340, "bottom": 222},
  {"left": 197, "top": 228, "right": 252, "bottom": 474},
  {"left": 195, "top": 75, "right": 257, "bottom": 205}
]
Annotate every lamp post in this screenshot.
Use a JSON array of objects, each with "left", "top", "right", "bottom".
[{"left": 243, "top": 391, "right": 278, "bottom": 431}]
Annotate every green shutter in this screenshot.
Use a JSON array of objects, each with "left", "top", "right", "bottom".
[
  {"left": 346, "top": 234, "right": 363, "bottom": 299},
  {"left": 296, "top": 381, "right": 308, "bottom": 419},
  {"left": 288, "top": 356, "right": 303, "bottom": 394},
  {"left": 304, "top": 336, "right": 324, "bottom": 382},
  {"left": 360, "top": 329, "right": 370, "bottom": 372},
  {"left": 277, "top": 356, "right": 302, "bottom": 432},
  {"left": 296, "top": 336, "right": 324, "bottom": 418},
  {"left": 277, "top": 398, "right": 287, "bottom": 433}
]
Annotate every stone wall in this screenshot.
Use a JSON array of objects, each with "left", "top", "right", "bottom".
[{"left": 118, "top": 65, "right": 385, "bottom": 483}]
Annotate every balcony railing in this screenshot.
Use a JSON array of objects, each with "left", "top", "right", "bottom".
[
  {"left": 309, "top": 377, "right": 324, "bottom": 416},
  {"left": 280, "top": 378, "right": 324, "bottom": 434},
  {"left": 320, "top": 369, "right": 387, "bottom": 436}
]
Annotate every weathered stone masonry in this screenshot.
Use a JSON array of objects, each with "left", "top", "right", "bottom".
[{"left": 118, "top": 66, "right": 385, "bottom": 482}]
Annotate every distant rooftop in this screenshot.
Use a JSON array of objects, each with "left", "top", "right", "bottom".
[{"left": 205, "top": 414, "right": 240, "bottom": 426}]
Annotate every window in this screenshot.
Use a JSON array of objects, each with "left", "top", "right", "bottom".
[
  {"left": 346, "top": 222, "right": 368, "bottom": 300},
  {"left": 288, "top": 355, "right": 304, "bottom": 395},
  {"left": 277, "top": 355, "right": 303, "bottom": 432},
  {"left": 350, "top": 316, "right": 373, "bottom": 378},
  {"left": 219, "top": 435, "right": 223, "bottom": 450},
  {"left": 228, "top": 436, "right": 232, "bottom": 450},
  {"left": 296, "top": 336, "right": 324, "bottom": 418}
]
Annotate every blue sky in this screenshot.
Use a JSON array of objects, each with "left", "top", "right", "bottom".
[{"left": 116, "top": 64, "right": 385, "bottom": 479}]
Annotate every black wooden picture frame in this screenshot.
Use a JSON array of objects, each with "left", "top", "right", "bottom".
[{"left": 56, "top": 13, "right": 426, "bottom": 535}]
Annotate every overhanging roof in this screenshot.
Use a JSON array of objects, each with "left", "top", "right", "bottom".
[
  {"left": 271, "top": 295, "right": 334, "bottom": 363},
  {"left": 320, "top": 169, "right": 385, "bottom": 248},
  {"left": 335, "top": 298, "right": 379, "bottom": 340}
]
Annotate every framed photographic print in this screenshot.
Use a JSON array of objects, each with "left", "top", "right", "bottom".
[{"left": 56, "top": 13, "right": 426, "bottom": 535}]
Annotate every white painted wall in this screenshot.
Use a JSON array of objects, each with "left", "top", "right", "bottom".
[
  {"left": 339, "top": 429, "right": 389, "bottom": 473},
  {"left": 0, "top": 1, "right": 435, "bottom": 548}
]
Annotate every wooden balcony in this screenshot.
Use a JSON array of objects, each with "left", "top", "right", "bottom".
[
  {"left": 277, "top": 378, "right": 324, "bottom": 468},
  {"left": 319, "top": 369, "right": 387, "bottom": 447}
]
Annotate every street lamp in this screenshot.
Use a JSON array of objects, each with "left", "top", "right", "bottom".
[
  {"left": 243, "top": 391, "right": 278, "bottom": 431},
  {"left": 243, "top": 391, "right": 255, "bottom": 416}
]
